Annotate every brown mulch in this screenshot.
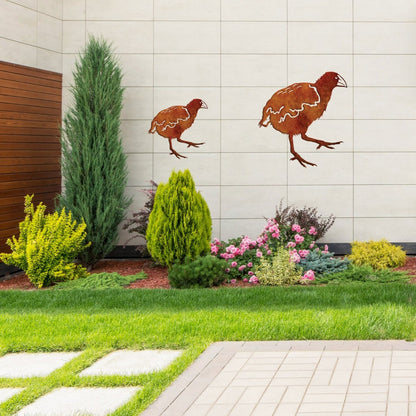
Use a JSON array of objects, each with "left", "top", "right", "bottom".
[{"left": 2, "top": 256, "right": 416, "bottom": 290}]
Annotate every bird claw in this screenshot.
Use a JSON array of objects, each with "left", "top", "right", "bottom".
[
  {"left": 170, "top": 151, "right": 187, "bottom": 159},
  {"left": 187, "top": 141, "right": 205, "bottom": 148},
  {"left": 290, "top": 155, "right": 317, "bottom": 168},
  {"left": 316, "top": 140, "right": 343, "bottom": 150}
]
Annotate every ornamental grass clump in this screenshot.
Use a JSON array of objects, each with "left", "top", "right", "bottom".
[
  {"left": 349, "top": 239, "right": 407, "bottom": 270},
  {"left": 0, "top": 195, "right": 90, "bottom": 288},
  {"left": 146, "top": 169, "right": 211, "bottom": 267},
  {"left": 255, "top": 247, "right": 302, "bottom": 286}
]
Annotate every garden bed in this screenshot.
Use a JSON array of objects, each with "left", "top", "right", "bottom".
[{"left": 1, "top": 256, "right": 416, "bottom": 290}]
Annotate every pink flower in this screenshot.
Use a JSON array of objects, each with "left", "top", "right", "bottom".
[
  {"left": 294, "top": 234, "right": 304, "bottom": 244},
  {"left": 271, "top": 232, "right": 280, "bottom": 238},
  {"left": 287, "top": 242, "right": 296, "bottom": 248},
  {"left": 249, "top": 275, "right": 259, "bottom": 284},
  {"left": 292, "top": 224, "right": 302, "bottom": 233},
  {"left": 322, "top": 244, "right": 329, "bottom": 254},
  {"left": 309, "top": 241, "right": 315, "bottom": 249},
  {"left": 230, "top": 279, "right": 237, "bottom": 284},
  {"left": 243, "top": 278, "right": 248, "bottom": 282},
  {"left": 248, "top": 271, "right": 254, "bottom": 276},
  {"left": 308, "top": 226, "right": 317, "bottom": 235},
  {"left": 211, "top": 245, "right": 218, "bottom": 254},
  {"left": 225, "top": 268, "right": 230, "bottom": 273},
  {"left": 301, "top": 269, "right": 315, "bottom": 282},
  {"left": 299, "top": 249, "right": 310, "bottom": 258},
  {"left": 231, "top": 261, "right": 237, "bottom": 267},
  {"left": 247, "top": 262, "right": 253, "bottom": 267},
  {"left": 213, "top": 238, "right": 221, "bottom": 245},
  {"left": 256, "top": 250, "right": 263, "bottom": 258},
  {"left": 290, "top": 253, "right": 301, "bottom": 263},
  {"left": 267, "top": 250, "right": 272, "bottom": 255},
  {"left": 238, "top": 265, "right": 246, "bottom": 271}
]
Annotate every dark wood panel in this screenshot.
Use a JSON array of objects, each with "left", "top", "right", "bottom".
[
  {"left": 0, "top": 164, "right": 60, "bottom": 174},
  {"left": 0, "top": 192, "right": 58, "bottom": 207},
  {"left": 0, "top": 79, "right": 61, "bottom": 97},
  {"left": 0, "top": 94, "right": 61, "bottom": 110},
  {"left": 0, "top": 86, "right": 61, "bottom": 103},
  {"left": 0, "top": 171, "right": 60, "bottom": 182},
  {"left": 0, "top": 102, "right": 59, "bottom": 116},
  {"left": 0, "top": 111, "right": 61, "bottom": 123},
  {"left": 0, "top": 119, "right": 60, "bottom": 129},
  {"left": 0, "top": 177, "right": 61, "bottom": 191},
  {"left": 0, "top": 142, "right": 60, "bottom": 151},
  {"left": 0, "top": 134, "right": 60, "bottom": 143},
  {"left": 0, "top": 69, "right": 61, "bottom": 90},
  {"left": 0, "top": 184, "right": 60, "bottom": 198},
  {"left": 0, "top": 61, "right": 62, "bottom": 263},
  {"left": 0, "top": 126, "right": 60, "bottom": 136},
  {"left": 0, "top": 61, "right": 62, "bottom": 83}
]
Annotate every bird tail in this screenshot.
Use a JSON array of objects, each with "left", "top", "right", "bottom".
[{"left": 148, "top": 119, "right": 156, "bottom": 134}]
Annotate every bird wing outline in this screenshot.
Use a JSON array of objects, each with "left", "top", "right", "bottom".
[
  {"left": 265, "top": 83, "right": 321, "bottom": 124},
  {"left": 153, "top": 106, "right": 191, "bottom": 132}
]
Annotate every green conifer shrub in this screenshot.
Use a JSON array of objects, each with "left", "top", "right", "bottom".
[
  {"left": 58, "top": 36, "right": 131, "bottom": 266},
  {"left": 298, "top": 250, "right": 350, "bottom": 276},
  {"left": 0, "top": 195, "right": 90, "bottom": 288},
  {"left": 168, "top": 256, "right": 227, "bottom": 288},
  {"left": 146, "top": 169, "right": 212, "bottom": 267}
]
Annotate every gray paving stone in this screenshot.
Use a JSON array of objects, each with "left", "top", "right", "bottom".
[
  {"left": 16, "top": 387, "right": 139, "bottom": 416},
  {"left": 0, "top": 388, "right": 23, "bottom": 403},
  {"left": 80, "top": 349, "right": 182, "bottom": 376},
  {"left": 0, "top": 352, "right": 80, "bottom": 378}
]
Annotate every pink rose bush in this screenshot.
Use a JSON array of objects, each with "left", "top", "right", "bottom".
[{"left": 211, "top": 217, "right": 340, "bottom": 284}]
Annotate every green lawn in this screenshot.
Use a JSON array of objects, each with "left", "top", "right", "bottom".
[{"left": 0, "top": 283, "right": 415, "bottom": 415}]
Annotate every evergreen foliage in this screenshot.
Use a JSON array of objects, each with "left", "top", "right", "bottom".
[
  {"left": 54, "top": 271, "right": 146, "bottom": 290},
  {"left": 168, "top": 255, "right": 227, "bottom": 288},
  {"left": 315, "top": 264, "right": 411, "bottom": 284},
  {"left": 255, "top": 247, "right": 302, "bottom": 286},
  {"left": 0, "top": 195, "right": 90, "bottom": 288},
  {"left": 146, "top": 169, "right": 212, "bottom": 267},
  {"left": 298, "top": 250, "right": 350, "bottom": 275},
  {"left": 59, "top": 36, "right": 131, "bottom": 266}
]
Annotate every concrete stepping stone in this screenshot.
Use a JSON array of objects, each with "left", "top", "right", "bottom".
[
  {"left": 16, "top": 387, "right": 139, "bottom": 416},
  {"left": 80, "top": 349, "right": 182, "bottom": 376},
  {"left": 0, "top": 388, "right": 23, "bottom": 403},
  {"left": 0, "top": 352, "right": 80, "bottom": 378}
]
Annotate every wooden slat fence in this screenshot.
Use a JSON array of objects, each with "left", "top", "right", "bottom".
[{"left": 0, "top": 61, "right": 62, "bottom": 258}]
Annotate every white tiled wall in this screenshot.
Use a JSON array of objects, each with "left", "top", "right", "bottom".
[
  {"left": 0, "top": 0, "right": 62, "bottom": 72},
  {"left": 3, "top": 0, "right": 416, "bottom": 245}
]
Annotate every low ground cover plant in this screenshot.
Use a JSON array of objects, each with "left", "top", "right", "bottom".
[
  {"left": 0, "top": 195, "right": 90, "bottom": 288},
  {"left": 168, "top": 255, "right": 228, "bottom": 288},
  {"left": 53, "top": 271, "right": 146, "bottom": 290},
  {"left": 349, "top": 239, "right": 407, "bottom": 270}
]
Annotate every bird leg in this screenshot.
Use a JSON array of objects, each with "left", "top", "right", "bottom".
[
  {"left": 168, "top": 137, "right": 186, "bottom": 159},
  {"left": 177, "top": 137, "right": 205, "bottom": 148},
  {"left": 301, "top": 133, "right": 343, "bottom": 150},
  {"left": 288, "top": 134, "right": 316, "bottom": 168}
]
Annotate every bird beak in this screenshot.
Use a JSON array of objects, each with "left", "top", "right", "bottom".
[
  {"left": 336, "top": 75, "right": 347, "bottom": 88},
  {"left": 201, "top": 101, "right": 208, "bottom": 109}
]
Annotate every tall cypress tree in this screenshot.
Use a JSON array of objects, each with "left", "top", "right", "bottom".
[{"left": 59, "top": 36, "right": 131, "bottom": 266}]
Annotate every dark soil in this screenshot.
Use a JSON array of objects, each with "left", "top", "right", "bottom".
[{"left": 1, "top": 257, "right": 416, "bottom": 290}]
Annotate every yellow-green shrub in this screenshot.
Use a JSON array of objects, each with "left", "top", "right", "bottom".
[
  {"left": 0, "top": 195, "right": 90, "bottom": 288},
  {"left": 348, "top": 239, "right": 406, "bottom": 270},
  {"left": 255, "top": 247, "right": 302, "bottom": 286}
]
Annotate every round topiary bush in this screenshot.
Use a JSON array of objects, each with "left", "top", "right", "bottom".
[{"left": 146, "top": 169, "right": 212, "bottom": 267}]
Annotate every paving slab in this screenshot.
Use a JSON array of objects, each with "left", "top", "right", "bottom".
[
  {"left": 80, "top": 349, "right": 182, "bottom": 376},
  {"left": 16, "top": 387, "right": 139, "bottom": 416},
  {"left": 141, "top": 340, "right": 416, "bottom": 416},
  {"left": 0, "top": 388, "right": 23, "bottom": 403},
  {"left": 0, "top": 352, "right": 80, "bottom": 378}
]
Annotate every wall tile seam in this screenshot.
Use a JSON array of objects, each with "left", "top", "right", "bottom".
[{"left": 79, "top": 19, "right": 416, "bottom": 23}]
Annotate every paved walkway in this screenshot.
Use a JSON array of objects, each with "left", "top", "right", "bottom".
[{"left": 142, "top": 341, "right": 416, "bottom": 416}]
